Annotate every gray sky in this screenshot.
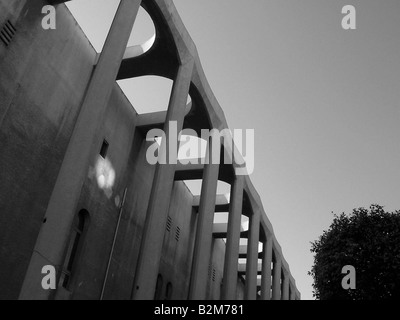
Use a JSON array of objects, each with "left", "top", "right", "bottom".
[{"left": 66, "top": 0, "right": 400, "bottom": 299}]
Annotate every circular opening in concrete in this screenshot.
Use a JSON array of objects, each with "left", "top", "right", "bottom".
[
  {"left": 128, "top": 7, "right": 156, "bottom": 47},
  {"left": 126, "top": 6, "right": 157, "bottom": 57}
]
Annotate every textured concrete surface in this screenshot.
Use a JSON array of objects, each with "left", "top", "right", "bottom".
[{"left": 0, "top": 0, "right": 300, "bottom": 300}]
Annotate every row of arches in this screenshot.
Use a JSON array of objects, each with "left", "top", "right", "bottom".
[{"left": 19, "top": 0, "right": 299, "bottom": 300}]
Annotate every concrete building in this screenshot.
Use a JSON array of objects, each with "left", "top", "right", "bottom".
[{"left": 0, "top": 0, "right": 300, "bottom": 300}]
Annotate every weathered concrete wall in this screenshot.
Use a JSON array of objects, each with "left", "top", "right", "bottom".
[
  {"left": 0, "top": 1, "right": 229, "bottom": 300},
  {"left": 158, "top": 183, "right": 198, "bottom": 300},
  {"left": 66, "top": 122, "right": 199, "bottom": 300},
  {"left": 0, "top": 0, "right": 96, "bottom": 299},
  {"left": 206, "top": 239, "right": 225, "bottom": 300},
  {"left": 60, "top": 84, "right": 139, "bottom": 300}
]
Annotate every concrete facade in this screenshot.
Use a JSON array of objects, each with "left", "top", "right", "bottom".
[{"left": 0, "top": 0, "right": 300, "bottom": 300}]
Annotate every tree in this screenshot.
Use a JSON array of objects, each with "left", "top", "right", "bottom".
[{"left": 309, "top": 204, "right": 400, "bottom": 300}]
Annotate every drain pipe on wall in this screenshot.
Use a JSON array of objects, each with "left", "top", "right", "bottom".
[{"left": 100, "top": 187, "right": 128, "bottom": 300}]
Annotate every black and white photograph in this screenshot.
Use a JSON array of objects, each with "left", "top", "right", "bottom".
[{"left": 0, "top": 0, "right": 399, "bottom": 305}]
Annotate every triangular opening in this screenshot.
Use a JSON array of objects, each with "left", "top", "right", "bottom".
[
  {"left": 66, "top": 0, "right": 120, "bottom": 53},
  {"left": 117, "top": 76, "right": 173, "bottom": 114}
]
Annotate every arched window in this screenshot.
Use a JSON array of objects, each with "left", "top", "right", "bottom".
[
  {"left": 61, "top": 209, "right": 89, "bottom": 289},
  {"left": 165, "top": 282, "right": 173, "bottom": 300},
  {"left": 154, "top": 274, "right": 163, "bottom": 300}
]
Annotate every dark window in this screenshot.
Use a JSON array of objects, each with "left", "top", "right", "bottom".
[
  {"left": 165, "top": 282, "right": 173, "bottom": 300},
  {"left": 61, "top": 210, "right": 88, "bottom": 289},
  {"left": 154, "top": 274, "right": 163, "bottom": 300},
  {"left": 100, "top": 140, "right": 109, "bottom": 158}
]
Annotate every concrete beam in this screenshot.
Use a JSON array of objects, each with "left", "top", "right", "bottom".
[
  {"left": 192, "top": 194, "right": 229, "bottom": 213},
  {"left": 132, "top": 60, "right": 194, "bottom": 300},
  {"left": 282, "top": 273, "right": 290, "bottom": 300},
  {"left": 271, "top": 257, "right": 282, "bottom": 300},
  {"left": 189, "top": 133, "right": 221, "bottom": 300},
  {"left": 193, "top": 194, "right": 229, "bottom": 207},
  {"left": 175, "top": 162, "right": 205, "bottom": 181},
  {"left": 244, "top": 210, "right": 261, "bottom": 300},
  {"left": 136, "top": 111, "right": 167, "bottom": 129},
  {"left": 19, "top": 0, "right": 142, "bottom": 300},
  {"left": 212, "top": 222, "right": 248, "bottom": 239},
  {"left": 238, "top": 244, "right": 263, "bottom": 258},
  {"left": 238, "top": 262, "right": 262, "bottom": 275},
  {"left": 243, "top": 277, "right": 263, "bottom": 288},
  {"left": 289, "top": 283, "right": 296, "bottom": 300},
  {"left": 221, "top": 176, "right": 243, "bottom": 300},
  {"left": 49, "top": 0, "right": 71, "bottom": 4},
  {"left": 238, "top": 250, "right": 262, "bottom": 259},
  {"left": 261, "top": 237, "right": 273, "bottom": 300}
]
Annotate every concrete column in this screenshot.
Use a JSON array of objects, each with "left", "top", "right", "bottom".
[
  {"left": 19, "top": 0, "right": 142, "bottom": 300},
  {"left": 271, "top": 255, "right": 282, "bottom": 300},
  {"left": 189, "top": 132, "right": 221, "bottom": 300},
  {"left": 221, "top": 175, "right": 244, "bottom": 300},
  {"left": 289, "top": 283, "right": 296, "bottom": 300},
  {"left": 244, "top": 210, "right": 260, "bottom": 300},
  {"left": 260, "top": 236, "right": 272, "bottom": 300},
  {"left": 132, "top": 60, "right": 194, "bottom": 300},
  {"left": 282, "top": 272, "right": 290, "bottom": 300}
]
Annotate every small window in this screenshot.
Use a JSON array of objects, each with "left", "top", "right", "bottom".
[
  {"left": 165, "top": 282, "right": 173, "bottom": 300},
  {"left": 60, "top": 209, "right": 88, "bottom": 289},
  {"left": 166, "top": 216, "right": 172, "bottom": 232},
  {"left": 100, "top": 139, "right": 109, "bottom": 158},
  {"left": 154, "top": 274, "right": 163, "bottom": 300},
  {"left": 0, "top": 20, "right": 16, "bottom": 47},
  {"left": 175, "top": 226, "right": 180, "bottom": 242}
]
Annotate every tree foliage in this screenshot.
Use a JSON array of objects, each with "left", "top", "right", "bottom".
[{"left": 309, "top": 204, "right": 400, "bottom": 300}]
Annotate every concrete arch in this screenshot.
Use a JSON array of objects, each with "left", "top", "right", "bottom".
[
  {"left": 118, "top": 0, "right": 189, "bottom": 80},
  {"left": 132, "top": 0, "right": 299, "bottom": 300}
]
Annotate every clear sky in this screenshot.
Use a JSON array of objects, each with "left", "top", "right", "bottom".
[{"left": 66, "top": 0, "right": 400, "bottom": 299}]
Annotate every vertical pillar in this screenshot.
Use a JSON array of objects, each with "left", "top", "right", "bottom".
[
  {"left": 289, "top": 283, "right": 296, "bottom": 300},
  {"left": 260, "top": 236, "right": 272, "bottom": 300},
  {"left": 221, "top": 175, "right": 244, "bottom": 300},
  {"left": 189, "top": 132, "right": 221, "bottom": 300},
  {"left": 244, "top": 210, "right": 260, "bottom": 300},
  {"left": 132, "top": 60, "right": 194, "bottom": 300},
  {"left": 271, "top": 255, "right": 281, "bottom": 300},
  {"left": 282, "top": 272, "right": 290, "bottom": 300},
  {"left": 19, "top": 0, "right": 142, "bottom": 300}
]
